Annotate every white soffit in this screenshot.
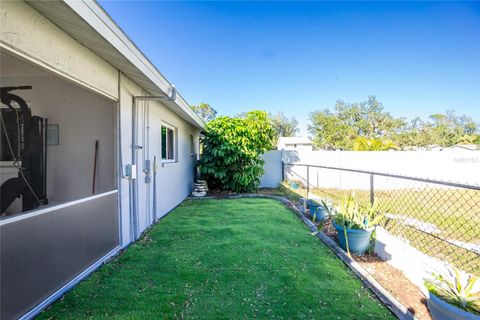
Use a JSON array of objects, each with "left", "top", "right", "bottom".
[{"left": 26, "top": 0, "right": 205, "bottom": 129}]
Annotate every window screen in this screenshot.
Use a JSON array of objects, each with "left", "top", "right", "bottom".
[{"left": 161, "top": 125, "right": 175, "bottom": 161}]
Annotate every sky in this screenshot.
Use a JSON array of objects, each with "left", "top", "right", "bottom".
[{"left": 99, "top": 1, "right": 480, "bottom": 135}]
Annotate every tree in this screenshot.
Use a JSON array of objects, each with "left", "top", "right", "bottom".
[
  {"left": 308, "top": 96, "right": 403, "bottom": 150},
  {"left": 309, "top": 96, "right": 479, "bottom": 150},
  {"left": 393, "top": 111, "right": 479, "bottom": 148},
  {"left": 456, "top": 134, "right": 479, "bottom": 145},
  {"left": 199, "top": 110, "right": 275, "bottom": 192},
  {"left": 393, "top": 117, "right": 432, "bottom": 148},
  {"left": 190, "top": 103, "right": 217, "bottom": 122},
  {"left": 353, "top": 137, "right": 397, "bottom": 151},
  {"left": 270, "top": 112, "right": 299, "bottom": 147},
  {"left": 426, "top": 111, "right": 478, "bottom": 146},
  {"left": 308, "top": 108, "right": 356, "bottom": 150}
]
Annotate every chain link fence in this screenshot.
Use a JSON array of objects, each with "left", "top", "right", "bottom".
[{"left": 283, "top": 163, "right": 480, "bottom": 275}]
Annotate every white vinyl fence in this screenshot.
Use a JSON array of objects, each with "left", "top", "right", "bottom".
[
  {"left": 260, "top": 149, "right": 480, "bottom": 279},
  {"left": 260, "top": 150, "right": 480, "bottom": 188}
]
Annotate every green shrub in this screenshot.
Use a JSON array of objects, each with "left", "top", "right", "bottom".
[{"left": 199, "top": 110, "right": 275, "bottom": 192}]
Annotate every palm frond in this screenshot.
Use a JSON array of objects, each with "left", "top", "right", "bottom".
[{"left": 424, "top": 267, "right": 480, "bottom": 315}]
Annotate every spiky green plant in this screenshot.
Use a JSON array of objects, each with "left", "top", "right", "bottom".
[
  {"left": 424, "top": 267, "right": 480, "bottom": 315},
  {"left": 320, "top": 193, "right": 384, "bottom": 230}
]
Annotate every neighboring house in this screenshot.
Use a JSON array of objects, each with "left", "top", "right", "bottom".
[
  {"left": 403, "top": 144, "right": 480, "bottom": 151},
  {"left": 402, "top": 145, "right": 443, "bottom": 151},
  {"left": 446, "top": 144, "right": 480, "bottom": 151},
  {"left": 0, "top": 1, "right": 205, "bottom": 319},
  {"left": 426, "top": 144, "right": 444, "bottom": 151},
  {"left": 277, "top": 137, "right": 313, "bottom": 151}
]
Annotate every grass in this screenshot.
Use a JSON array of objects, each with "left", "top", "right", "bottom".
[
  {"left": 39, "top": 198, "right": 393, "bottom": 319},
  {"left": 282, "top": 179, "right": 480, "bottom": 275},
  {"left": 258, "top": 184, "right": 304, "bottom": 203}
]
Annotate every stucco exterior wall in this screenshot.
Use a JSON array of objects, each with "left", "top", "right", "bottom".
[
  {"left": 0, "top": 1, "right": 118, "bottom": 100},
  {"left": 117, "top": 74, "right": 138, "bottom": 245},
  {"left": 1, "top": 3, "right": 203, "bottom": 317},
  {"left": 149, "top": 96, "right": 201, "bottom": 218},
  {"left": 118, "top": 74, "right": 201, "bottom": 246},
  {"left": 0, "top": 2, "right": 204, "bottom": 245}
]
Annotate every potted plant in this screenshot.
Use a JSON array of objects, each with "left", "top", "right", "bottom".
[
  {"left": 424, "top": 267, "right": 480, "bottom": 320},
  {"left": 307, "top": 199, "right": 329, "bottom": 222},
  {"left": 297, "top": 198, "right": 309, "bottom": 215},
  {"left": 321, "top": 194, "right": 383, "bottom": 255}
]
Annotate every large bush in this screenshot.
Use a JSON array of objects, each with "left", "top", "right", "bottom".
[{"left": 199, "top": 110, "right": 275, "bottom": 192}]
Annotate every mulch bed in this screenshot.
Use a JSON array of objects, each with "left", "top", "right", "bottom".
[
  {"left": 319, "top": 216, "right": 432, "bottom": 320},
  {"left": 204, "top": 189, "right": 237, "bottom": 197}
]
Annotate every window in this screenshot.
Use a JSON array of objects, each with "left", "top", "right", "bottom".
[
  {"left": 162, "top": 124, "right": 176, "bottom": 161},
  {"left": 190, "top": 134, "right": 195, "bottom": 154}
]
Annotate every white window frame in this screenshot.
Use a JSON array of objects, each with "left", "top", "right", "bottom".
[{"left": 161, "top": 123, "right": 177, "bottom": 163}]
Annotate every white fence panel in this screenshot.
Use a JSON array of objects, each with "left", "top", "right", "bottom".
[
  {"left": 260, "top": 151, "right": 283, "bottom": 188},
  {"left": 260, "top": 150, "right": 480, "bottom": 188}
]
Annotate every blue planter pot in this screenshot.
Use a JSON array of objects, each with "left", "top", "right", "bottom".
[
  {"left": 307, "top": 202, "right": 319, "bottom": 216},
  {"left": 333, "top": 222, "right": 373, "bottom": 255},
  {"left": 305, "top": 202, "right": 317, "bottom": 216},
  {"left": 309, "top": 205, "right": 328, "bottom": 222},
  {"left": 290, "top": 182, "right": 300, "bottom": 189},
  {"left": 426, "top": 291, "right": 480, "bottom": 320}
]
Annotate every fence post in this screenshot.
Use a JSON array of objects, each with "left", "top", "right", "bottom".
[
  {"left": 307, "top": 165, "right": 310, "bottom": 198},
  {"left": 281, "top": 161, "right": 285, "bottom": 182},
  {"left": 369, "top": 173, "right": 374, "bottom": 205}
]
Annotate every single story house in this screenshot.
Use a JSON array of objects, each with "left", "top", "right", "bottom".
[
  {"left": 277, "top": 137, "right": 313, "bottom": 151},
  {"left": 0, "top": 1, "right": 205, "bottom": 319}
]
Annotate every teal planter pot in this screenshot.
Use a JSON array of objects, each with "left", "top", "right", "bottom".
[
  {"left": 310, "top": 205, "right": 328, "bottom": 222},
  {"left": 290, "top": 182, "right": 300, "bottom": 189},
  {"left": 333, "top": 222, "right": 373, "bottom": 255},
  {"left": 307, "top": 202, "right": 319, "bottom": 216},
  {"left": 305, "top": 201, "right": 318, "bottom": 217},
  {"left": 426, "top": 291, "right": 480, "bottom": 320}
]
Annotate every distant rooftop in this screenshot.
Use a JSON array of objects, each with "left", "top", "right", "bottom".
[
  {"left": 448, "top": 144, "right": 480, "bottom": 151},
  {"left": 404, "top": 144, "right": 480, "bottom": 151},
  {"left": 278, "top": 137, "right": 312, "bottom": 145}
]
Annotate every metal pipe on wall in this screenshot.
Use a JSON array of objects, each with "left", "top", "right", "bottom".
[
  {"left": 146, "top": 100, "right": 153, "bottom": 225},
  {"left": 115, "top": 70, "right": 129, "bottom": 246},
  {"left": 131, "top": 96, "right": 138, "bottom": 240},
  {"left": 131, "top": 85, "right": 176, "bottom": 230}
]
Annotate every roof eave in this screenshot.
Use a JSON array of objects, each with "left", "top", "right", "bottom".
[{"left": 27, "top": 0, "right": 205, "bottom": 129}]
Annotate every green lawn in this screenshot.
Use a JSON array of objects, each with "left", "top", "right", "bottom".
[{"left": 39, "top": 198, "right": 392, "bottom": 319}]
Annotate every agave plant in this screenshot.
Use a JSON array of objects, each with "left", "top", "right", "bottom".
[
  {"left": 321, "top": 193, "right": 384, "bottom": 230},
  {"left": 424, "top": 267, "right": 480, "bottom": 315}
]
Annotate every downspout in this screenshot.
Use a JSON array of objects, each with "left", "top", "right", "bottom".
[
  {"left": 146, "top": 101, "right": 152, "bottom": 225},
  {"left": 153, "top": 155, "right": 157, "bottom": 221},
  {"left": 131, "top": 95, "right": 139, "bottom": 240}
]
